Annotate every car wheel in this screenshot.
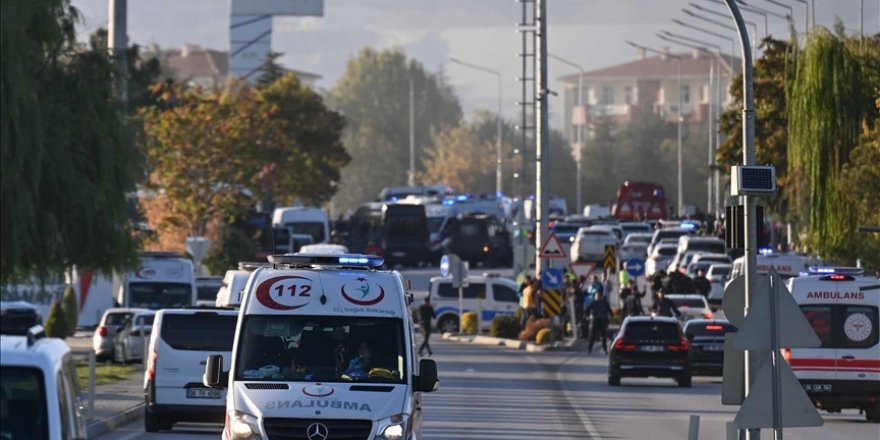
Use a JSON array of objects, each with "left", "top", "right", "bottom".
[
  {"left": 438, "top": 315, "right": 459, "bottom": 334},
  {"left": 678, "top": 371, "right": 692, "bottom": 388},
  {"left": 608, "top": 366, "right": 621, "bottom": 386},
  {"left": 144, "top": 409, "right": 163, "bottom": 432}
]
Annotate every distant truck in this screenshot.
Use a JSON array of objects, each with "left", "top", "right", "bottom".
[
  {"left": 612, "top": 181, "right": 669, "bottom": 220},
  {"left": 116, "top": 252, "right": 196, "bottom": 310}
]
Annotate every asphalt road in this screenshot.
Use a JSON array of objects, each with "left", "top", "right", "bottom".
[{"left": 93, "top": 337, "right": 878, "bottom": 440}]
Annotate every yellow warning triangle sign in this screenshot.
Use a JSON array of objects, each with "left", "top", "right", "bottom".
[{"left": 539, "top": 233, "right": 567, "bottom": 259}]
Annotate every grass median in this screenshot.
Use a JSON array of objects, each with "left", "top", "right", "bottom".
[{"left": 76, "top": 362, "right": 139, "bottom": 386}]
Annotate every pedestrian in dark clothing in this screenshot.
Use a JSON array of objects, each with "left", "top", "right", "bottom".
[
  {"left": 622, "top": 280, "right": 643, "bottom": 318},
  {"left": 418, "top": 297, "right": 436, "bottom": 356},
  {"left": 584, "top": 291, "right": 613, "bottom": 354},
  {"left": 693, "top": 268, "right": 711, "bottom": 299},
  {"left": 653, "top": 290, "right": 681, "bottom": 319}
]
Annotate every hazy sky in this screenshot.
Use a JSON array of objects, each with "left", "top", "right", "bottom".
[{"left": 72, "top": 0, "right": 877, "bottom": 127}]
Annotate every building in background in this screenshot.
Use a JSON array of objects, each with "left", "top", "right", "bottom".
[{"left": 558, "top": 48, "right": 740, "bottom": 142}]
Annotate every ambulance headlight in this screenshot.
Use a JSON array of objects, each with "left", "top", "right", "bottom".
[
  {"left": 230, "top": 411, "right": 260, "bottom": 440},
  {"left": 375, "top": 414, "right": 409, "bottom": 440}
]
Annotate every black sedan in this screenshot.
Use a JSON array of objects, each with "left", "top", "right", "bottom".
[
  {"left": 608, "top": 316, "right": 692, "bottom": 387},
  {"left": 683, "top": 319, "right": 737, "bottom": 376}
]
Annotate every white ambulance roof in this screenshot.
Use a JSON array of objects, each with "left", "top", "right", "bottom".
[
  {"left": 787, "top": 275, "right": 880, "bottom": 305},
  {"left": 1, "top": 335, "right": 70, "bottom": 371}
]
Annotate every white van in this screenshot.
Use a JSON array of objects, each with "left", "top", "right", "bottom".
[
  {"left": 786, "top": 271, "right": 880, "bottom": 422},
  {"left": 729, "top": 253, "right": 813, "bottom": 281},
  {"left": 1, "top": 327, "right": 87, "bottom": 440},
  {"left": 203, "top": 254, "right": 439, "bottom": 440},
  {"left": 216, "top": 270, "right": 253, "bottom": 308},
  {"left": 272, "top": 207, "right": 331, "bottom": 246},
  {"left": 145, "top": 308, "right": 239, "bottom": 432},
  {"left": 428, "top": 274, "right": 520, "bottom": 333},
  {"left": 117, "top": 252, "right": 196, "bottom": 310}
]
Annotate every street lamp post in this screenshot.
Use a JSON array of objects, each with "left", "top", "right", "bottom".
[
  {"left": 449, "top": 58, "right": 504, "bottom": 196},
  {"left": 549, "top": 54, "right": 585, "bottom": 212},
  {"left": 674, "top": 18, "right": 738, "bottom": 67},
  {"left": 626, "top": 41, "right": 684, "bottom": 217},
  {"left": 684, "top": 8, "right": 758, "bottom": 59}
]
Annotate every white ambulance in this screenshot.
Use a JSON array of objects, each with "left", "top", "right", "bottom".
[
  {"left": 203, "top": 254, "right": 439, "bottom": 440},
  {"left": 117, "top": 252, "right": 197, "bottom": 310},
  {"left": 785, "top": 269, "right": 880, "bottom": 422}
]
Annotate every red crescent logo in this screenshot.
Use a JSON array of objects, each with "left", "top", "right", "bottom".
[
  {"left": 302, "top": 384, "right": 334, "bottom": 397},
  {"left": 341, "top": 283, "right": 385, "bottom": 306},
  {"left": 255, "top": 276, "right": 312, "bottom": 310}
]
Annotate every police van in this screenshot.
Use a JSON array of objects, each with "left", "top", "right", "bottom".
[
  {"left": 428, "top": 274, "right": 520, "bottom": 333},
  {"left": 203, "top": 254, "right": 439, "bottom": 440},
  {"left": 786, "top": 268, "right": 880, "bottom": 422},
  {"left": 0, "top": 327, "right": 87, "bottom": 439}
]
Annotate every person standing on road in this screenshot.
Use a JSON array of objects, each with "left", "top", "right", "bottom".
[
  {"left": 523, "top": 278, "right": 538, "bottom": 321},
  {"left": 418, "top": 297, "right": 436, "bottom": 357},
  {"left": 693, "top": 268, "right": 711, "bottom": 299},
  {"left": 602, "top": 270, "right": 614, "bottom": 305},
  {"left": 653, "top": 289, "right": 681, "bottom": 319},
  {"left": 584, "top": 291, "right": 612, "bottom": 354}
]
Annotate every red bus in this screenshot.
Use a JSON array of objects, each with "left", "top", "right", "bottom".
[{"left": 612, "top": 181, "right": 669, "bottom": 220}]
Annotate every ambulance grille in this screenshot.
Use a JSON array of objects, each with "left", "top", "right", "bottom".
[
  {"left": 263, "top": 418, "right": 372, "bottom": 440},
  {"left": 244, "top": 383, "right": 289, "bottom": 390}
]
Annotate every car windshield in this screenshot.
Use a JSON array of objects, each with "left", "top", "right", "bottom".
[
  {"left": 105, "top": 312, "right": 133, "bottom": 326},
  {"left": 427, "top": 217, "right": 446, "bottom": 233},
  {"left": 160, "top": 313, "right": 237, "bottom": 351},
  {"left": 688, "top": 242, "right": 726, "bottom": 254},
  {"left": 710, "top": 267, "right": 731, "bottom": 277},
  {"left": 129, "top": 282, "right": 192, "bottom": 309},
  {"left": 552, "top": 225, "right": 580, "bottom": 235},
  {"left": 235, "top": 315, "right": 407, "bottom": 384},
  {"left": 197, "top": 284, "right": 219, "bottom": 302},
  {"left": 656, "top": 247, "right": 677, "bottom": 256},
  {"left": 670, "top": 298, "right": 706, "bottom": 308},
  {"left": 626, "top": 235, "right": 651, "bottom": 244},
  {"left": 287, "top": 222, "right": 326, "bottom": 243},
  {"left": 0, "top": 366, "right": 48, "bottom": 440},
  {"left": 623, "top": 322, "right": 680, "bottom": 342}
]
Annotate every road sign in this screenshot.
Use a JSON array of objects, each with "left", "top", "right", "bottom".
[
  {"left": 569, "top": 262, "right": 596, "bottom": 279},
  {"left": 734, "top": 358, "right": 823, "bottom": 429},
  {"left": 542, "top": 268, "right": 564, "bottom": 289},
  {"left": 440, "top": 255, "right": 450, "bottom": 277},
  {"left": 722, "top": 274, "right": 769, "bottom": 327},
  {"left": 539, "top": 233, "right": 568, "bottom": 259},
  {"left": 625, "top": 259, "right": 645, "bottom": 277},
  {"left": 542, "top": 289, "right": 563, "bottom": 317},
  {"left": 185, "top": 236, "right": 212, "bottom": 262},
  {"left": 603, "top": 245, "right": 616, "bottom": 273},
  {"left": 731, "top": 271, "right": 821, "bottom": 350},
  {"left": 447, "top": 254, "right": 466, "bottom": 289}
]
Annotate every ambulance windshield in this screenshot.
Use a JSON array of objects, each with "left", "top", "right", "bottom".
[{"left": 235, "top": 315, "right": 407, "bottom": 384}]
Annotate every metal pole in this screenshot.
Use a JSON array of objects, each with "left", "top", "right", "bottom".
[
  {"left": 88, "top": 349, "right": 96, "bottom": 420},
  {"left": 708, "top": 59, "right": 714, "bottom": 214},
  {"left": 497, "top": 74, "right": 504, "bottom": 196},
  {"left": 409, "top": 79, "right": 415, "bottom": 187},
  {"left": 769, "top": 274, "right": 783, "bottom": 439},
  {"left": 108, "top": 0, "right": 128, "bottom": 104},
  {"left": 535, "top": 0, "right": 549, "bottom": 276},
  {"left": 676, "top": 59, "right": 683, "bottom": 218},
  {"left": 722, "top": 2, "right": 758, "bottom": 439}
]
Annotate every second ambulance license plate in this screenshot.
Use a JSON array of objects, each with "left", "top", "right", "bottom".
[{"left": 187, "top": 388, "right": 221, "bottom": 399}]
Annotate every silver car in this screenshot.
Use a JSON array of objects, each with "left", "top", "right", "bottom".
[
  {"left": 93, "top": 308, "right": 149, "bottom": 361},
  {"left": 112, "top": 310, "right": 156, "bottom": 363}
]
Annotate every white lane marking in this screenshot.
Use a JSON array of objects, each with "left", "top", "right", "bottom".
[{"left": 555, "top": 353, "right": 603, "bottom": 439}]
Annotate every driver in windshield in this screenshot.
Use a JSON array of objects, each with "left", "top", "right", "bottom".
[{"left": 343, "top": 341, "right": 373, "bottom": 380}]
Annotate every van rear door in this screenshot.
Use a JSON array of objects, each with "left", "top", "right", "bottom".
[{"left": 835, "top": 282, "right": 880, "bottom": 383}]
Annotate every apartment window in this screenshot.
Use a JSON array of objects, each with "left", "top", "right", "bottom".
[
  {"left": 624, "top": 86, "right": 634, "bottom": 104},
  {"left": 601, "top": 86, "right": 614, "bottom": 105},
  {"left": 681, "top": 85, "right": 691, "bottom": 104}
]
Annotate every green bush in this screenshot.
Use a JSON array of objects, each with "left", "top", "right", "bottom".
[
  {"left": 461, "top": 312, "right": 479, "bottom": 334},
  {"left": 490, "top": 316, "right": 520, "bottom": 339},
  {"left": 44, "top": 301, "right": 67, "bottom": 339},
  {"left": 535, "top": 328, "right": 552, "bottom": 345},
  {"left": 62, "top": 285, "right": 78, "bottom": 336}
]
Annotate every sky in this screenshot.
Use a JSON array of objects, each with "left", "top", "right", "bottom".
[{"left": 72, "top": 0, "right": 878, "bottom": 128}]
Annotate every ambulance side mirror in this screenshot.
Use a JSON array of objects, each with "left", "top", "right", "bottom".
[
  {"left": 416, "top": 359, "right": 439, "bottom": 393},
  {"left": 203, "top": 355, "right": 227, "bottom": 389}
]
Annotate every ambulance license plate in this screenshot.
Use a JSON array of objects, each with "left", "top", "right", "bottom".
[
  {"left": 804, "top": 383, "right": 832, "bottom": 393},
  {"left": 187, "top": 388, "right": 221, "bottom": 399}
]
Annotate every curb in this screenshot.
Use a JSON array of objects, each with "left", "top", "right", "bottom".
[
  {"left": 441, "top": 333, "right": 580, "bottom": 352},
  {"left": 87, "top": 403, "right": 144, "bottom": 439}
]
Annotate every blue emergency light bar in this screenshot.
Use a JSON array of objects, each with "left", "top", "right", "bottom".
[
  {"left": 680, "top": 222, "right": 697, "bottom": 231},
  {"left": 758, "top": 247, "right": 774, "bottom": 256},
  {"left": 808, "top": 266, "right": 864, "bottom": 276},
  {"left": 269, "top": 254, "right": 385, "bottom": 269}
]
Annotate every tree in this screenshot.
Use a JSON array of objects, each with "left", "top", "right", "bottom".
[
  {"left": 1, "top": 0, "right": 141, "bottom": 283},
  {"left": 256, "top": 52, "right": 287, "bottom": 89},
  {"left": 787, "top": 29, "right": 878, "bottom": 262},
  {"left": 328, "top": 48, "right": 462, "bottom": 209},
  {"left": 44, "top": 300, "right": 67, "bottom": 339},
  {"left": 62, "top": 285, "right": 78, "bottom": 336}
]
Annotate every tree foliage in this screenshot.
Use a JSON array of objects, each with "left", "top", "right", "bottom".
[
  {"left": 256, "top": 52, "right": 287, "bottom": 89},
  {"left": 1, "top": 0, "right": 141, "bottom": 282},
  {"left": 44, "top": 300, "right": 67, "bottom": 339},
  {"left": 62, "top": 285, "right": 78, "bottom": 336},
  {"left": 328, "top": 48, "right": 462, "bottom": 209},
  {"left": 140, "top": 74, "right": 349, "bottom": 239}
]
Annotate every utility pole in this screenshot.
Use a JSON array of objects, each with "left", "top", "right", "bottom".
[
  {"left": 549, "top": 54, "right": 585, "bottom": 212},
  {"left": 408, "top": 79, "right": 416, "bottom": 187},
  {"left": 534, "top": 0, "right": 549, "bottom": 276},
  {"left": 108, "top": 0, "right": 128, "bottom": 104}
]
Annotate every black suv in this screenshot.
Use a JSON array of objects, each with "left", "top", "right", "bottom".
[
  {"left": 608, "top": 316, "right": 692, "bottom": 387},
  {"left": 683, "top": 319, "right": 737, "bottom": 376},
  {"left": 446, "top": 213, "right": 512, "bottom": 267}
]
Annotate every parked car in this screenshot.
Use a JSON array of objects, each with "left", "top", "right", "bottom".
[
  {"left": 608, "top": 316, "right": 692, "bottom": 387},
  {"left": 706, "top": 264, "right": 732, "bottom": 304},
  {"left": 428, "top": 274, "right": 520, "bottom": 333},
  {"left": 571, "top": 228, "right": 618, "bottom": 264},
  {"left": 144, "top": 308, "right": 238, "bottom": 432},
  {"left": 113, "top": 311, "right": 156, "bottom": 363},
  {"left": 195, "top": 277, "right": 222, "bottom": 307},
  {"left": 93, "top": 308, "right": 150, "bottom": 361},
  {"left": 683, "top": 319, "right": 737, "bottom": 376},
  {"left": 666, "top": 294, "right": 714, "bottom": 321},
  {"left": 619, "top": 242, "right": 649, "bottom": 262},
  {"left": 0, "top": 301, "right": 42, "bottom": 336}
]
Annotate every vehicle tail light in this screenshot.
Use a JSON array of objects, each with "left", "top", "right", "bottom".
[
  {"left": 613, "top": 339, "right": 636, "bottom": 351},
  {"left": 667, "top": 339, "right": 690, "bottom": 352},
  {"left": 97, "top": 326, "right": 107, "bottom": 337},
  {"left": 703, "top": 311, "right": 714, "bottom": 319},
  {"left": 147, "top": 350, "right": 158, "bottom": 381},
  {"left": 705, "top": 324, "right": 724, "bottom": 331},
  {"left": 782, "top": 348, "right": 791, "bottom": 363}
]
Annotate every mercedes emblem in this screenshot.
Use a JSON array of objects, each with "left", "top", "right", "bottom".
[{"left": 306, "top": 422, "right": 329, "bottom": 440}]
